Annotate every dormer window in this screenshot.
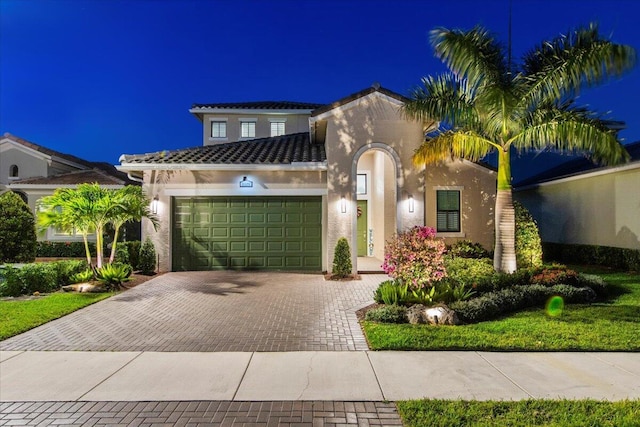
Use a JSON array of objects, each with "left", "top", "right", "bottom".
[
  {"left": 269, "top": 119, "right": 286, "bottom": 137},
  {"left": 9, "top": 164, "right": 19, "bottom": 179},
  {"left": 211, "top": 121, "right": 227, "bottom": 138}
]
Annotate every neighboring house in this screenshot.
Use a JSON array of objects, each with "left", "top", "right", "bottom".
[
  {"left": 118, "top": 85, "right": 497, "bottom": 272},
  {"left": 515, "top": 141, "right": 640, "bottom": 250},
  {"left": 0, "top": 132, "right": 133, "bottom": 241}
]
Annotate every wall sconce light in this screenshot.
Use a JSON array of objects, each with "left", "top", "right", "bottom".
[
  {"left": 408, "top": 195, "right": 414, "bottom": 213},
  {"left": 341, "top": 196, "right": 347, "bottom": 213},
  {"left": 239, "top": 176, "right": 253, "bottom": 188},
  {"left": 151, "top": 195, "right": 159, "bottom": 214}
]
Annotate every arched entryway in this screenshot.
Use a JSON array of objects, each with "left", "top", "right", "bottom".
[{"left": 352, "top": 143, "right": 401, "bottom": 272}]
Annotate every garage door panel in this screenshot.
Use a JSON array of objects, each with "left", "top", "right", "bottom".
[{"left": 173, "top": 196, "right": 321, "bottom": 271}]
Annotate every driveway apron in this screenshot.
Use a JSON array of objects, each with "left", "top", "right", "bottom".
[{"left": 0, "top": 271, "right": 383, "bottom": 352}]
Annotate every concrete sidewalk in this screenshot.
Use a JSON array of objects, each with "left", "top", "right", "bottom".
[{"left": 2, "top": 351, "right": 639, "bottom": 402}]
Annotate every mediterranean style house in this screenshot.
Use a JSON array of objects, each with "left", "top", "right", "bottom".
[
  {"left": 515, "top": 141, "right": 640, "bottom": 251},
  {"left": 118, "top": 85, "right": 497, "bottom": 272},
  {"left": 0, "top": 132, "right": 132, "bottom": 241}
]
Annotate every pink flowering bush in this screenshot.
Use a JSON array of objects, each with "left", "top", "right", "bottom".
[{"left": 382, "top": 226, "right": 447, "bottom": 290}]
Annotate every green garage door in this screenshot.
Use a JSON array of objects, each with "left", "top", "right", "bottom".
[{"left": 172, "top": 196, "right": 322, "bottom": 271}]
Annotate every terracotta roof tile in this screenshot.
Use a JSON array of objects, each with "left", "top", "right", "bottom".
[
  {"left": 9, "top": 169, "right": 126, "bottom": 186},
  {"left": 191, "top": 101, "right": 326, "bottom": 110},
  {"left": 121, "top": 132, "right": 326, "bottom": 165}
]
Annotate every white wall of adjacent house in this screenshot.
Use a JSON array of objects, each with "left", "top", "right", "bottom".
[{"left": 516, "top": 165, "right": 640, "bottom": 250}]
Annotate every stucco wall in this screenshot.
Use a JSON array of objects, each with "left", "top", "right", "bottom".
[
  {"left": 320, "top": 93, "right": 426, "bottom": 271},
  {"left": 424, "top": 160, "right": 496, "bottom": 251},
  {"left": 141, "top": 169, "right": 327, "bottom": 271},
  {"left": 516, "top": 166, "right": 640, "bottom": 250},
  {"left": 201, "top": 113, "right": 311, "bottom": 145},
  {"left": 0, "top": 146, "right": 48, "bottom": 185}
]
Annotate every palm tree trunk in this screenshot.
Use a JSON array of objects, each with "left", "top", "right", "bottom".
[
  {"left": 493, "top": 148, "right": 517, "bottom": 273},
  {"left": 95, "top": 226, "right": 103, "bottom": 269},
  {"left": 82, "top": 233, "right": 92, "bottom": 266},
  {"left": 109, "top": 226, "right": 121, "bottom": 264}
]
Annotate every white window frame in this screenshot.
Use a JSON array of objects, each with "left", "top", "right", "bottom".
[
  {"left": 269, "top": 118, "right": 287, "bottom": 137},
  {"left": 208, "top": 118, "right": 228, "bottom": 142},
  {"left": 239, "top": 118, "right": 257, "bottom": 139}
]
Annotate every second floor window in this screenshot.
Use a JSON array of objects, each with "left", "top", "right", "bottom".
[
  {"left": 436, "top": 190, "right": 460, "bottom": 232},
  {"left": 211, "top": 121, "right": 227, "bottom": 138},
  {"left": 9, "top": 164, "right": 19, "bottom": 178},
  {"left": 270, "top": 121, "right": 285, "bottom": 137},
  {"left": 241, "top": 121, "right": 256, "bottom": 138}
]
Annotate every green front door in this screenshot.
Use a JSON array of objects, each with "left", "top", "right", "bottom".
[
  {"left": 357, "top": 200, "right": 368, "bottom": 256},
  {"left": 173, "top": 196, "right": 322, "bottom": 271}
]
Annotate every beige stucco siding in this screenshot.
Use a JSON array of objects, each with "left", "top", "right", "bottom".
[
  {"left": 141, "top": 169, "right": 327, "bottom": 271},
  {"left": 424, "top": 160, "right": 496, "bottom": 251},
  {"left": 320, "top": 93, "right": 426, "bottom": 270},
  {"left": 0, "top": 146, "right": 48, "bottom": 184},
  {"left": 516, "top": 166, "right": 640, "bottom": 250},
  {"left": 201, "top": 113, "right": 311, "bottom": 145}
]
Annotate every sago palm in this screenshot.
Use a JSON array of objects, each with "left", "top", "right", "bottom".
[{"left": 403, "top": 24, "right": 636, "bottom": 273}]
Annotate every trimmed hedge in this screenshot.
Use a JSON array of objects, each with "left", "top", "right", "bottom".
[
  {"left": 0, "top": 260, "right": 89, "bottom": 297},
  {"left": 36, "top": 241, "right": 97, "bottom": 258},
  {"left": 543, "top": 242, "right": 640, "bottom": 271},
  {"left": 450, "top": 284, "right": 597, "bottom": 323},
  {"left": 365, "top": 305, "right": 407, "bottom": 323}
]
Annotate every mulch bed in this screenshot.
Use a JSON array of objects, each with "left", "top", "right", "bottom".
[{"left": 355, "top": 303, "right": 380, "bottom": 321}]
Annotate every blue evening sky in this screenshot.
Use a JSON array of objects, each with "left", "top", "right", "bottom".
[{"left": 1, "top": 0, "right": 639, "bottom": 176}]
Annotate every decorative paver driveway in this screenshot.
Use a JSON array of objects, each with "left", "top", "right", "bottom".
[{"left": 0, "top": 272, "right": 384, "bottom": 352}]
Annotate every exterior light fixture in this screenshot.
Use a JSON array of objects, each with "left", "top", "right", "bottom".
[
  {"left": 151, "top": 195, "right": 159, "bottom": 214},
  {"left": 239, "top": 176, "right": 253, "bottom": 188},
  {"left": 341, "top": 196, "right": 347, "bottom": 213},
  {"left": 408, "top": 195, "right": 414, "bottom": 213}
]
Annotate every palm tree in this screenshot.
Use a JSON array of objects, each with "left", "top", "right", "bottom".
[
  {"left": 107, "top": 186, "right": 159, "bottom": 264},
  {"left": 403, "top": 24, "right": 636, "bottom": 273}
]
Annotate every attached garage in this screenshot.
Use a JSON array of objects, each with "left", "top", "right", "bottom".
[{"left": 172, "top": 196, "right": 322, "bottom": 271}]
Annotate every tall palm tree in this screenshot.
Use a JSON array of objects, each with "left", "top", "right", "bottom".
[
  {"left": 404, "top": 24, "right": 636, "bottom": 273},
  {"left": 107, "top": 185, "right": 158, "bottom": 264}
]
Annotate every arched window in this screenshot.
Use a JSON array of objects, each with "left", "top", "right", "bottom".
[{"left": 9, "top": 164, "right": 19, "bottom": 178}]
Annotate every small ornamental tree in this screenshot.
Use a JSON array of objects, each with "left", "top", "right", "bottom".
[
  {"left": 332, "top": 237, "right": 352, "bottom": 278},
  {"left": 382, "top": 226, "right": 447, "bottom": 290},
  {"left": 138, "top": 237, "right": 157, "bottom": 275},
  {"left": 0, "top": 191, "right": 37, "bottom": 263},
  {"left": 514, "top": 201, "right": 543, "bottom": 268}
]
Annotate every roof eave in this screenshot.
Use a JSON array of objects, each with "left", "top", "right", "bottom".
[
  {"left": 117, "top": 162, "right": 328, "bottom": 172},
  {"left": 515, "top": 161, "right": 640, "bottom": 191},
  {"left": 189, "top": 107, "right": 318, "bottom": 115}
]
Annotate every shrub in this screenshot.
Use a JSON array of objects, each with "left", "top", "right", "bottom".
[
  {"left": 365, "top": 305, "right": 408, "bottom": 323},
  {"left": 514, "top": 201, "right": 543, "bottom": 269},
  {"left": 96, "top": 263, "right": 132, "bottom": 290},
  {"left": 1, "top": 263, "right": 59, "bottom": 296},
  {"left": 138, "top": 238, "right": 156, "bottom": 275},
  {"left": 445, "top": 257, "right": 495, "bottom": 286},
  {"left": 36, "top": 241, "right": 98, "bottom": 258},
  {"left": 543, "top": 242, "right": 640, "bottom": 271},
  {"left": 1, "top": 265, "right": 24, "bottom": 297},
  {"left": 576, "top": 274, "right": 608, "bottom": 297},
  {"left": 0, "top": 191, "right": 37, "bottom": 263},
  {"left": 447, "top": 240, "right": 491, "bottom": 259},
  {"left": 374, "top": 280, "right": 408, "bottom": 305},
  {"left": 382, "top": 226, "right": 447, "bottom": 290},
  {"left": 70, "top": 269, "right": 94, "bottom": 284},
  {"left": 123, "top": 241, "right": 141, "bottom": 270},
  {"left": 52, "top": 260, "right": 89, "bottom": 286},
  {"left": 332, "top": 237, "right": 352, "bottom": 278},
  {"left": 115, "top": 244, "right": 129, "bottom": 265},
  {"left": 531, "top": 266, "right": 580, "bottom": 287}
]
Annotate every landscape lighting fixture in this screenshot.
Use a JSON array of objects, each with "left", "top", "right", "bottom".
[{"left": 239, "top": 176, "right": 253, "bottom": 188}]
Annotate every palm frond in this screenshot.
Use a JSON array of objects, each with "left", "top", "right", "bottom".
[
  {"left": 412, "top": 130, "right": 497, "bottom": 166},
  {"left": 403, "top": 73, "right": 478, "bottom": 127},
  {"left": 520, "top": 23, "right": 636, "bottom": 109},
  {"left": 430, "top": 26, "right": 509, "bottom": 88}
]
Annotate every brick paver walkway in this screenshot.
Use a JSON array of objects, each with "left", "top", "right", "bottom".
[
  {"left": 1, "top": 272, "right": 383, "bottom": 352},
  {"left": 0, "top": 401, "right": 403, "bottom": 426}
]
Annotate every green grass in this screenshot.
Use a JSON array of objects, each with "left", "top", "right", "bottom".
[
  {"left": 0, "top": 292, "right": 112, "bottom": 340},
  {"left": 364, "top": 270, "right": 640, "bottom": 351},
  {"left": 397, "top": 399, "right": 640, "bottom": 427}
]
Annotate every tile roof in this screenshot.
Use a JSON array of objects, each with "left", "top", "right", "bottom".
[
  {"left": 120, "top": 132, "right": 326, "bottom": 165},
  {"left": 2, "top": 132, "right": 94, "bottom": 169},
  {"left": 9, "top": 169, "right": 126, "bottom": 186},
  {"left": 191, "top": 101, "right": 326, "bottom": 110},
  {"left": 515, "top": 141, "right": 640, "bottom": 187},
  {"left": 311, "top": 84, "right": 409, "bottom": 117}
]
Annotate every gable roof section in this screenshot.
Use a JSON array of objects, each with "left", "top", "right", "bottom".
[
  {"left": 1, "top": 132, "right": 94, "bottom": 169},
  {"left": 8, "top": 169, "right": 126, "bottom": 187},
  {"left": 311, "top": 85, "right": 409, "bottom": 118},
  {"left": 515, "top": 141, "right": 640, "bottom": 189},
  {"left": 119, "top": 132, "right": 326, "bottom": 170}
]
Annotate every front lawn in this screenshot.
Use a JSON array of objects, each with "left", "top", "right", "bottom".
[
  {"left": 363, "top": 270, "right": 640, "bottom": 351},
  {"left": 0, "top": 292, "right": 112, "bottom": 340},
  {"left": 397, "top": 399, "right": 640, "bottom": 427}
]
